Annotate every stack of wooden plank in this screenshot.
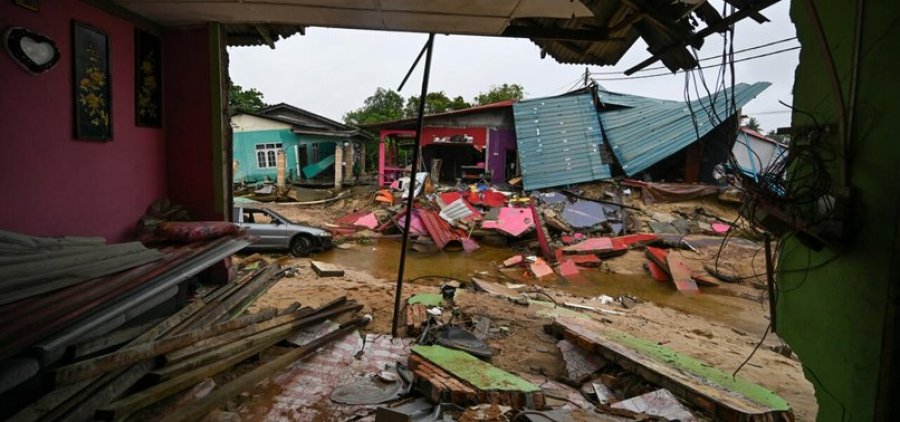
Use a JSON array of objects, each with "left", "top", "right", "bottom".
[
  {"left": 408, "top": 345, "right": 545, "bottom": 410},
  {"left": 9, "top": 261, "right": 365, "bottom": 422}
]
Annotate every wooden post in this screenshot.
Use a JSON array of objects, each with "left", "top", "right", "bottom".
[
  {"left": 334, "top": 142, "right": 344, "bottom": 191},
  {"left": 344, "top": 143, "right": 354, "bottom": 182},
  {"left": 359, "top": 142, "right": 367, "bottom": 177},
  {"left": 378, "top": 133, "right": 386, "bottom": 186},
  {"left": 276, "top": 150, "right": 286, "bottom": 192}
]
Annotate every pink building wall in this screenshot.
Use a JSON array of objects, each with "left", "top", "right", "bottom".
[
  {"left": 0, "top": 2, "right": 219, "bottom": 241},
  {"left": 162, "top": 26, "right": 219, "bottom": 221},
  {"left": 0, "top": 1, "right": 167, "bottom": 242}
]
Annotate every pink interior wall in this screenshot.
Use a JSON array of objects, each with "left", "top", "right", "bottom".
[
  {"left": 162, "top": 26, "right": 218, "bottom": 221},
  {"left": 0, "top": 0, "right": 167, "bottom": 242}
]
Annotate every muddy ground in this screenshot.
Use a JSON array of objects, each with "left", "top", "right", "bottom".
[{"left": 236, "top": 185, "right": 818, "bottom": 420}]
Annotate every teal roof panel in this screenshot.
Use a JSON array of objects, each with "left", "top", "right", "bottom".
[
  {"left": 597, "top": 82, "right": 771, "bottom": 176},
  {"left": 513, "top": 94, "right": 612, "bottom": 191}
]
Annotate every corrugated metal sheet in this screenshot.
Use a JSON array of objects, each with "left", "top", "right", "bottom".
[
  {"left": 528, "top": 0, "right": 700, "bottom": 71},
  {"left": 513, "top": 94, "right": 611, "bottom": 191},
  {"left": 598, "top": 82, "right": 771, "bottom": 176}
]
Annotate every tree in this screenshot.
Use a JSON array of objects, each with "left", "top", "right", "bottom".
[
  {"left": 343, "top": 87, "right": 405, "bottom": 125},
  {"left": 403, "top": 92, "right": 471, "bottom": 118},
  {"left": 743, "top": 116, "right": 762, "bottom": 132},
  {"left": 473, "top": 83, "right": 525, "bottom": 106},
  {"left": 229, "top": 83, "right": 267, "bottom": 113}
]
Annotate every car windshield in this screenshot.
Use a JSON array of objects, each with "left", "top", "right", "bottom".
[{"left": 237, "top": 208, "right": 293, "bottom": 225}]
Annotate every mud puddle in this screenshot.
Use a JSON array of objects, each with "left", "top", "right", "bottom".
[{"left": 312, "top": 239, "right": 769, "bottom": 336}]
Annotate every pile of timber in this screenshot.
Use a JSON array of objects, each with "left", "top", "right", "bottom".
[
  {"left": 0, "top": 229, "right": 260, "bottom": 417},
  {"left": 9, "top": 260, "right": 365, "bottom": 422}
]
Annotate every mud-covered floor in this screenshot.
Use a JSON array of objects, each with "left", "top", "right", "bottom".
[{"left": 231, "top": 186, "right": 818, "bottom": 420}]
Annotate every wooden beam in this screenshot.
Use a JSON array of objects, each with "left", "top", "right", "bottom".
[{"left": 167, "top": 316, "right": 371, "bottom": 422}]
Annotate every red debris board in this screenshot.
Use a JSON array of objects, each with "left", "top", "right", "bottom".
[
  {"left": 645, "top": 260, "right": 670, "bottom": 282},
  {"left": 335, "top": 210, "right": 372, "bottom": 226},
  {"left": 666, "top": 254, "right": 699, "bottom": 294},
  {"left": 561, "top": 235, "right": 577, "bottom": 245},
  {"left": 610, "top": 233, "right": 658, "bottom": 250},
  {"left": 481, "top": 207, "right": 534, "bottom": 237},
  {"left": 553, "top": 249, "right": 565, "bottom": 264},
  {"left": 529, "top": 259, "right": 555, "bottom": 279},
  {"left": 393, "top": 208, "right": 427, "bottom": 235},
  {"left": 645, "top": 247, "right": 670, "bottom": 273},
  {"left": 352, "top": 213, "right": 379, "bottom": 230},
  {"left": 568, "top": 254, "right": 602, "bottom": 267},
  {"left": 419, "top": 209, "right": 461, "bottom": 249},
  {"left": 467, "top": 190, "right": 507, "bottom": 208},
  {"left": 502, "top": 255, "right": 524, "bottom": 267},
  {"left": 563, "top": 238, "right": 613, "bottom": 254},
  {"left": 556, "top": 260, "right": 581, "bottom": 278}
]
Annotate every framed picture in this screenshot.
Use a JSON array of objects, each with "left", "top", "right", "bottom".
[
  {"left": 72, "top": 21, "right": 112, "bottom": 140},
  {"left": 134, "top": 29, "right": 162, "bottom": 127},
  {"left": 13, "top": 0, "right": 39, "bottom": 12}
]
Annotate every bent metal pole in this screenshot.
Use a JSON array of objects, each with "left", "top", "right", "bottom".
[{"left": 391, "top": 33, "right": 435, "bottom": 337}]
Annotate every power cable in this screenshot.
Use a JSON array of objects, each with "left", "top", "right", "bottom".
[
  {"left": 592, "top": 46, "right": 799, "bottom": 81},
  {"left": 591, "top": 37, "right": 798, "bottom": 76}
]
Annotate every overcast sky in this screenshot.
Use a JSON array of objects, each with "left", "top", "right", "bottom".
[{"left": 228, "top": 1, "right": 797, "bottom": 133}]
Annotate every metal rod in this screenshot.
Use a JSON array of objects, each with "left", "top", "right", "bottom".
[
  {"left": 391, "top": 33, "right": 435, "bottom": 338},
  {"left": 397, "top": 39, "right": 429, "bottom": 92},
  {"left": 764, "top": 233, "right": 776, "bottom": 332}
]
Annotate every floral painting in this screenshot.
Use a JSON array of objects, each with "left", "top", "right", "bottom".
[
  {"left": 135, "top": 29, "right": 162, "bottom": 127},
  {"left": 72, "top": 22, "right": 111, "bottom": 140}
]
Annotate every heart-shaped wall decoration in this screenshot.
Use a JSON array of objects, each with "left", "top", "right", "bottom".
[{"left": 4, "top": 27, "right": 60, "bottom": 74}]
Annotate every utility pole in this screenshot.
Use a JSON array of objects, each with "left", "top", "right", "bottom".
[{"left": 583, "top": 67, "right": 590, "bottom": 87}]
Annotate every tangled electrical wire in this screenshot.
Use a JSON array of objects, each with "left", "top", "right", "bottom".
[{"left": 674, "top": 5, "right": 849, "bottom": 417}]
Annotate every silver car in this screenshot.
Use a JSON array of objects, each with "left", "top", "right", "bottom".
[{"left": 232, "top": 206, "right": 333, "bottom": 257}]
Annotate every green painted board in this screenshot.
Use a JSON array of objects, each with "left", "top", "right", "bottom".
[
  {"left": 302, "top": 154, "right": 335, "bottom": 179},
  {"left": 412, "top": 345, "right": 540, "bottom": 392},
  {"left": 555, "top": 317, "right": 791, "bottom": 414},
  {"left": 407, "top": 293, "right": 443, "bottom": 307}
]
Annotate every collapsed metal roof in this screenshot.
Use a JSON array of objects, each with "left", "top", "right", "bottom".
[
  {"left": 598, "top": 81, "right": 771, "bottom": 176},
  {"left": 113, "top": 0, "right": 782, "bottom": 72},
  {"left": 513, "top": 93, "right": 612, "bottom": 191}
]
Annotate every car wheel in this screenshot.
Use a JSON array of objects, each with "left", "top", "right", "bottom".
[{"left": 290, "top": 236, "right": 312, "bottom": 257}]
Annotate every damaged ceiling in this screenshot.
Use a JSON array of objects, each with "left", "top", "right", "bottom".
[{"left": 113, "top": 0, "right": 782, "bottom": 71}]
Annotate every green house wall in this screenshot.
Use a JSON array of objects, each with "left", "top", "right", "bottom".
[
  {"left": 233, "top": 129, "right": 337, "bottom": 182},
  {"left": 779, "top": 1, "right": 900, "bottom": 420}
]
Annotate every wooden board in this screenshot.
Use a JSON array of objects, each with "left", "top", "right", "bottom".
[
  {"left": 310, "top": 261, "right": 344, "bottom": 277},
  {"left": 548, "top": 317, "right": 793, "bottom": 421},
  {"left": 665, "top": 254, "right": 699, "bottom": 294}
]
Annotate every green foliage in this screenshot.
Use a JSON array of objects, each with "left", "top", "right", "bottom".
[
  {"left": 229, "top": 83, "right": 267, "bottom": 114},
  {"left": 403, "top": 92, "right": 471, "bottom": 118},
  {"left": 343, "top": 87, "right": 405, "bottom": 125},
  {"left": 743, "top": 116, "right": 762, "bottom": 132},
  {"left": 474, "top": 83, "right": 525, "bottom": 106}
]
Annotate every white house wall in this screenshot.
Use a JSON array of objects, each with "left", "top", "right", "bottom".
[{"left": 231, "top": 114, "right": 292, "bottom": 132}]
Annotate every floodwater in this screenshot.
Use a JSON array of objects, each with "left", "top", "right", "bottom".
[{"left": 313, "top": 239, "right": 770, "bottom": 336}]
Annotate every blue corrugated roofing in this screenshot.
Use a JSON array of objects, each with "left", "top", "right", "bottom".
[
  {"left": 513, "top": 94, "right": 611, "bottom": 191},
  {"left": 597, "top": 82, "right": 771, "bottom": 176}
]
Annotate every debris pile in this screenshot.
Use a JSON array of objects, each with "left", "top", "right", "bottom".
[{"left": 6, "top": 248, "right": 365, "bottom": 421}]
